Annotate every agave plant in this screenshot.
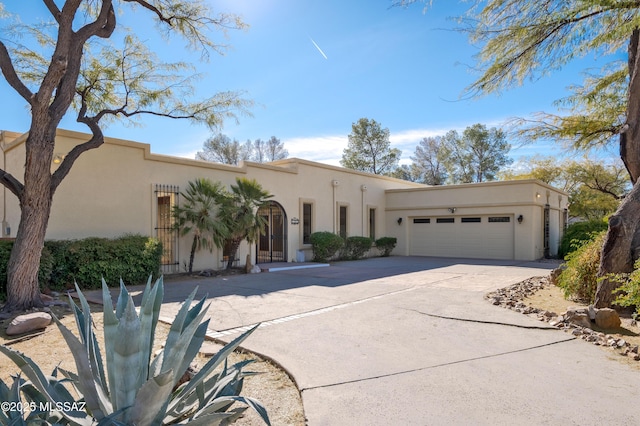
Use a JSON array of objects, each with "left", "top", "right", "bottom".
[{"left": 0, "top": 277, "right": 270, "bottom": 425}]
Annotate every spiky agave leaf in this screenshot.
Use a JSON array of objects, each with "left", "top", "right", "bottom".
[
  {"left": 0, "top": 343, "right": 94, "bottom": 426},
  {"left": 0, "top": 375, "right": 24, "bottom": 424},
  {"left": 71, "top": 282, "right": 108, "bottom": 397},
  {"left": 110, "top": 297, "right": 144, "bottom": 418},
  {"left": 138, "top": 276, "right": 164, "bottom": 381},
  {"left": 163, "top": 324, "right": 271, "bottom": 424},
  {"left": 101, "top": 279, "right": 119, "bottom": 406},
  {"left": 127, "top": 369, "right": 174, "bottom": 426},
  {"left": 51, "top": 314, "right": 111, "bottom": 423}
]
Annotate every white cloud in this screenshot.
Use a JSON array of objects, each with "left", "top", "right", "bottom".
[
  {"left": 283, "top": 134, "right": 348, "bottom": 166},
  {"left": 170, "top": 149, "right": 199, "bottom": 159}
]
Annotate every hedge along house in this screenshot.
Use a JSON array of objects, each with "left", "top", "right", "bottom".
[{"left": 0, "top": 129, "right": 568, "bottom": 274}]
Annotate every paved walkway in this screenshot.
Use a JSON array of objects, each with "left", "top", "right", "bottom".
[{"left": 94, "top": 256, "right": 640, "bottom": 425}]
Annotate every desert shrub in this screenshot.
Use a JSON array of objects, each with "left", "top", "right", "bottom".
[
  {"left": 340, "top": 236, "right": 373, "bottom": 260},
  {"left": 558, "top": 220, "right": 608, "bottom": 259},
  {"left": 67, "top": 235, "right": 163, "bottom": 288},
  {"left": 309, "top": 231, "right": 344, "bottom": 262},
  {"left": 612, "top": 258, "right": 640, "bottom": 319},
  {"left": 375, "top": 237, "right": 397, "bottom": 257},
  {"left": 0, "top": 278, "right": 270, "bottom": 425},
  {"left": 43, "top": 239, "right": 74, "bottom": 290},
  {"left": 557, "top": 230, "right": 606, "bottom": 303},
  {"left": 0, "top": 235, "right": 163, "bottom": 296}
]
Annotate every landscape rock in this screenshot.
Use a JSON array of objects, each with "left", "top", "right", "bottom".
[
  {"left": 595, "top": 308, "right": 621, "bottom": 329},
  {"left": 486, "top": 273, "right": 640, "bottom": 363},
  {"left": 250, "top": 265, "right": 261, "bottom": 274},
  {"left": 564, "top": 309, "right": 592, "bottom": 328},
  {"left": 588, "top": 305, "right": 596, "bottom": 321},
  {"left": 6, "top": 312, "right": 52, "bottom": 335}
]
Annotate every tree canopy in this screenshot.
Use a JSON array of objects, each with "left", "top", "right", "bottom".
[
  {"left": 500, "top": 156, "right": 629, "bottom": 220},
  {"left": 410, "top": 136, "right": 448, "bottom": 185},
  {"left": 0, "top": 0, "right": 250, "bottom": 311},
  {"left": 197, "top": 134, "right": 289, "bottom": 165},
  {"left": 403, "top": 124, "right": 511, "bottom": 184},
  {"left": 196, "top": 134, "right": 251, "bottom": 165},
  {"left": 341, "top": 118, "right": 401, "bottom": 175}
]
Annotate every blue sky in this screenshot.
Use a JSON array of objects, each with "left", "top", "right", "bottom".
[{"left": 0, "top": 1, "right": 618, "bottom": 167}]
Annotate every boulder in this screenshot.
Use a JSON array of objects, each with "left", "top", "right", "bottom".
[
  {"left": 595, "top": 308, "right": 621, "bottom": 329},
  {"left": 564, "top": 308, "right": 592, "bottom": 328},
  {"left": 6, "top": 312, "right": 52, "bottom": 336}
]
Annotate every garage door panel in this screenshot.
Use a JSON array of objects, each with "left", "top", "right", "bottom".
[{"left": 409, "top": 216, "right": 514, "bottom": 260}]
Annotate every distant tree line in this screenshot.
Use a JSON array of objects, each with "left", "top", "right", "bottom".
[
  {"left": 341, "top": 118, "right": 512, "bottom": 184},
  {"left": 197, "top": 134, "right": 289, "bottom": 165}
]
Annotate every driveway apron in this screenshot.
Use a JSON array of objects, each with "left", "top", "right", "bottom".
[{"left": 152, "top": 257, "right": 640, "bottom": 425}]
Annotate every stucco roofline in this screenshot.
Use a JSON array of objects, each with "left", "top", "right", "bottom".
[
  {"left": 385, "top": 178, "right": 569, "bottom": 196},
  {"left": 1, "top": 128, "right": 302, "bottom": 175},
  {"left": 270, "top": 157, "right": 427, "bottom": 187},
  {"left": 2, "top": 128, "right": 433, "bottom": 185}
]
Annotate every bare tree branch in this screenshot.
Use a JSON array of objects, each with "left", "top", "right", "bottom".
[
  {"left": 42, "top": 0, "right": 62, "bottom": 23},
  {"left": 0, "top": 169, "right": 24, "bottom": 200},
  {"left": 0, "top": 42, "right": 34, "bottom": 103}
]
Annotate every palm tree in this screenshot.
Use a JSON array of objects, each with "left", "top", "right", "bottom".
[
  {"left": 173, "top": 178, "right": 228, "bottom": 273},
  {"left": 221, "top": 178, "right": 273, "bottom": 270}
]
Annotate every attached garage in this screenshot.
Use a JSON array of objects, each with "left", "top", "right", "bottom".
[{"left": 408, "top": 215, "right": 515, "bottom": 260}]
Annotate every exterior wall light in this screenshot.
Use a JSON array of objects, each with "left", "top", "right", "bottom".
[
  {"left": 517, "top": 214, "right": 524, "bottom": 224},
  {"left": 397, "top": 217, "right": 403, "bottom": 225},
  {"left": 448, "top": 207, "right": 457, "bottom": 213},
  {"left": 53, "top": 154, "right": 66, "bottom": 164}
]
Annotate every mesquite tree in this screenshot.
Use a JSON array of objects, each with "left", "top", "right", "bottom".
[{"left": 0, "top": 1, "right": 250, "bottom": 312}]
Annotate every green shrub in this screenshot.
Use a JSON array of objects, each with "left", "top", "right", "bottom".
[
  {"left": 309, "top": 232, "right": 344, "bottom": 262},
  {"left": 558, "top": 220, "right": 608, "bottom": 259},
  {"left": 65, "top": 235, "right": 162, "bottom": 289},
  {"left": 375, "top": 237, "right": 397, "bottom": 257},
  {"left": 340, "top": 236, "right": 373, "bottom": 260},
  {"left": 0, "top": 278, "right": 270, "bottom": 425},
  {"left": 612, "top": 258, "right": 640, "bottom": 318},
  {"left": 43, "top": 239, "right": 75, "bottom": 290},
  {"left": 0, "top": 235, "right": 162, "bottom": 300},
  {"left": 557, "top": 230, "right": 606, "bottom": 303}
]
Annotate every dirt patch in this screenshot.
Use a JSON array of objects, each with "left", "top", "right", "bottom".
[{"left": 0, "top": 302, "right": 305, "bottom": 425}]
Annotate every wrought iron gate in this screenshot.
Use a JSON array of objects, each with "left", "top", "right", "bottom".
[
  {"left": 256, "top": 201, "right": 287, "bottom": 263},
  {"left": 155, "top": 184, "right": 180, "bottom": 273}
]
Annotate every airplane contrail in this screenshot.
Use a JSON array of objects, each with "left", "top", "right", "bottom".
[{"left": 310, "top": 37, "right": 328, "bottom": 60}]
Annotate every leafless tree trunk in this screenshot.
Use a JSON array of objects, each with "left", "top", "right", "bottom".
[{"left": 4, "top": 121, "right": 56, "bottom": 311}]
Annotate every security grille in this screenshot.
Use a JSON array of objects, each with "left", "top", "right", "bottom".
[
  {"left": 155, "top": 184, "right": 180, "bottom": 273},
  {"left": 544, "top": 204, "right": 550, "bottom": 258},
  {"left": 256, "top": 202, "right": 287, "bottom": 263}
]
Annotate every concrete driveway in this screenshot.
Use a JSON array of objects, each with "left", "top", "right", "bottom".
[{"left": 149, "top": 257, "right": 640, "bottom": 425}]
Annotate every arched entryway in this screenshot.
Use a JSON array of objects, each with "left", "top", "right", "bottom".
[{"left": 256, "top": 201, "right": 287, "bottom": 263}]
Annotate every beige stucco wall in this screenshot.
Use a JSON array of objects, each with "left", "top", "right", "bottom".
[
  {"left": 1, "top": 129, "right": 423, "bottom": 272},
  {"left": 385, "top": 180, "right": 569, "bottom": 260},
  {"left": 0, "top": 128, "right": 568, "bottom": 271}
]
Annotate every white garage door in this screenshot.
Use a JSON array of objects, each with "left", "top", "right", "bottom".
[{"left": 409, "top": 216, "right": 514, "bottom": 260}]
